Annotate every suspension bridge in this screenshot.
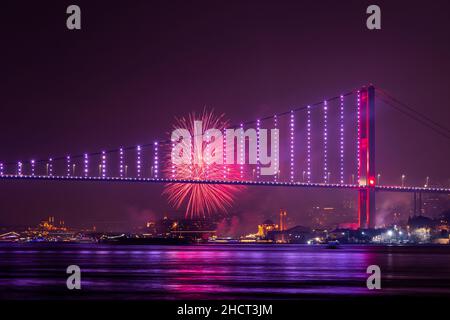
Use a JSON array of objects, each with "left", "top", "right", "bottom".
[{"left": 1, "top": 85, "right": 449, "bottom": 229}]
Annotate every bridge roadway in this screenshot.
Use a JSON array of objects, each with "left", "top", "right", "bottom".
[{"left": 1, "top": 174, "right": 449, "bottom": 194}]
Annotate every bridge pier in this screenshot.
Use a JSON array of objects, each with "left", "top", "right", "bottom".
[{"left": 358, "top": 86, "right": 376, "bottom": 229}]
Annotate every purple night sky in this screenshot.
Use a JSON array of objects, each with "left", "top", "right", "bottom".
[{"left": 1, "top": 0, "right": 449, "bottom": 233}]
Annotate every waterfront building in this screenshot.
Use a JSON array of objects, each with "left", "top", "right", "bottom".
[
  {"left": 256, "top": 219, "right": 279, "bottom": 238},
  {"left": 267, "top": 225, "right": 312, "bottom": 243}
]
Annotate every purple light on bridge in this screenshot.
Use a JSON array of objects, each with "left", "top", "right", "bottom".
[
  {"left": 30, "top": 159, "right": 35, "bottom": 176},
  {"left": 48, "top": 158, "right": 53, "bottom": 176},
  {"left": 273, "top": 115, "right": 278, "bottom": 181},
  {"left": 101, "top": 151, "right": 106, "bottom": 178},
  {"left": 153, "top": 142, "right": 159, "bottom": 179},
  {"left": 340, "top": 95, "right": 344, "bottom": 184},
  {"left": 240, "top": 123, "right": 244, "bottom": 179},
  {"left": 119, "top": 148, "right": 124, "bottom": 177},
  {"left": 256, "top": 119, "right": 260, "bottom": 180},
  {"left": 290, "top": 110, "right": 295, "bottom": 182},
  {"left": 17, "top": 161, "right": 22, "bottom": 176},
  {"left": 0, "top": 162, "right": 4, "bottom": 176},
  {"left": 323, "top": 101, "right": 328, "bottom": 183},
  {"left": 307, "top": 105, "right": 311, "bottom": 183},
  {"left": 171, "top": 142, "right": 176, "bottom": 178},
  {"left": 136, "top": 145, "right": 142, "bottom": 177},
  {"left": 205, "top": 131, "right": 210, "bottom": 179},
  {"left": 66, "top": 156, "right": 71, "bottom": 176},
  {"left": 84, "top": 153, "right": 88, "bottom": 177},
  {"left": 356, "top": 91, "right": 361, "bottom": 185},
  {"left": 223, "top": 128, "right": 227, "bottom": 179}
]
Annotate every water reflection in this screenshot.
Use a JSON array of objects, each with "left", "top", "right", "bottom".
[{"left": 0, "top": 243, "right": 449, "bottom": 300}]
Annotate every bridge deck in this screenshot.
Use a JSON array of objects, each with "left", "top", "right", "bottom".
[{"left": 1, "top": 174, "right": 449, "bottom": 194}]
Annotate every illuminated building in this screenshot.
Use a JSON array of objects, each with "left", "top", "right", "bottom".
[
  {"left": 143, "top": 221, "right": 157, "bottom": 236},
  {"left": 267, "top": 225, "right": 312, "bottom": 244},
  {"left": 436, "top": 210, "right": 450, "bottom": 232},
  {"left": 38, "top": 216, "right": 67, "bottom": 232},
  {"left": 171, "top": 219, "right": 216, "bottom": 241},
  {"left": 257, "top": 220, "right": 279, "bottom": 238},
  {"left": 407, "top": 215, "right": 433, "bottom": 243}
]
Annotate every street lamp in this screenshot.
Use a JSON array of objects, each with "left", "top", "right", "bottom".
[
  {"left": 377, "top": 173, "right": 381, "bottom": 185},
  {"left": 401, "top": 174, "right": 406, "bottom": 187},
  {"left": 424, "top": 176, "right": 429, "bottom": 188}
]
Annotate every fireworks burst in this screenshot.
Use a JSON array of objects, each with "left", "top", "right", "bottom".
[{"left": 163, "top": 110, "right": 244, "bottom": 219}]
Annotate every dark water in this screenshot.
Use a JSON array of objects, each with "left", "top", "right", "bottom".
[{"left": 1, "top": 243, "right": 450, "bottom": 300}]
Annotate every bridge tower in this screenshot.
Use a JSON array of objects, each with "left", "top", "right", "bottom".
[{"left": 358, "top": 85, "right": 376, "bottom": 229}]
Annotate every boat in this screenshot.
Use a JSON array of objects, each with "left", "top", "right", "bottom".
[
  {"left": 326, "top": 240, "right": 340, "bottom": 249},
  {"left": 99, "top": 234, "right": 190, "bottom": 245}
]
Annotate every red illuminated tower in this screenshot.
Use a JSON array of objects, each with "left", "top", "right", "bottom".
[
  {"left": 279, "top": 209, "right": 287, "bottom": 231},
  {"left": 358, "top": 86, "right": 376, "bottom": 229}
]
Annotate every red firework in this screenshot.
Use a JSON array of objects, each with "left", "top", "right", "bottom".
[{"left": 163, "top": 110, "right": 244, "bottom": 219}]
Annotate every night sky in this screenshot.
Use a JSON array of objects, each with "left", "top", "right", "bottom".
[{"left": 1, "top": 0, "right": 449, "bottom": 233}]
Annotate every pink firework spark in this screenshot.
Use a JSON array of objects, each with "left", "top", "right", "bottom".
[{"left": 163, "top": 110, "right": 244, "bottom": 219}]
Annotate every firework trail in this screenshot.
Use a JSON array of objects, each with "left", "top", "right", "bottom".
[{"left": 163, "top": 110, "right": 244, "bottom": 219}]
